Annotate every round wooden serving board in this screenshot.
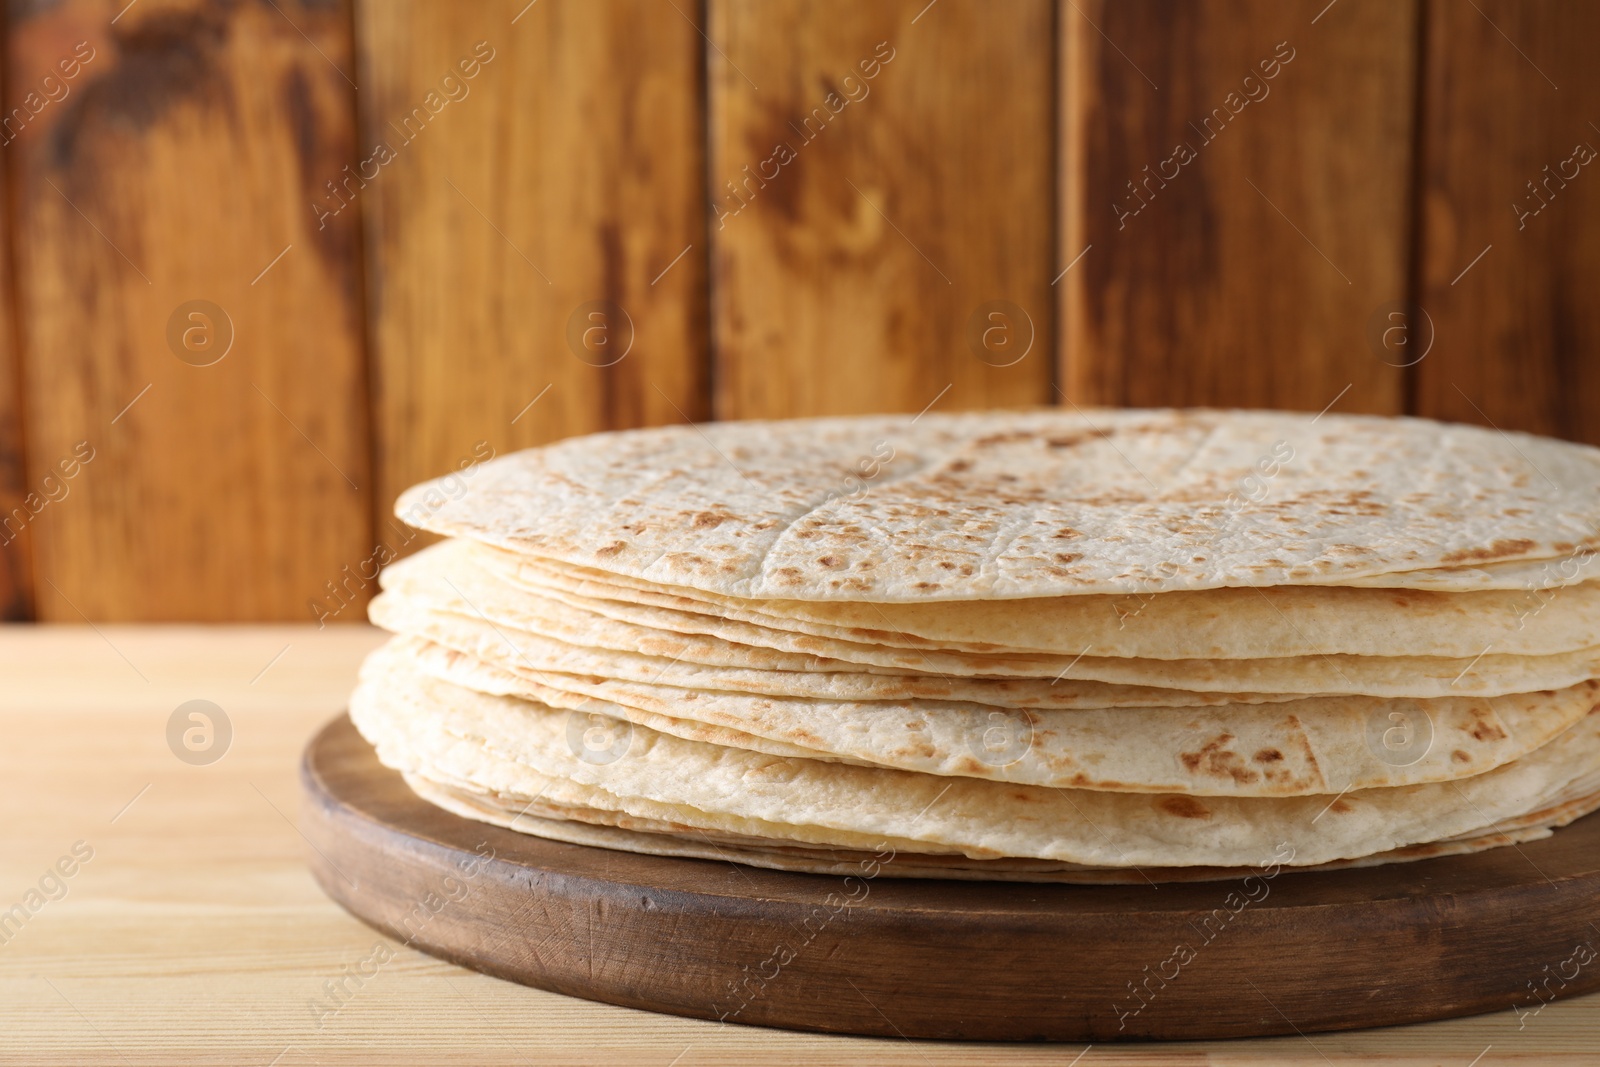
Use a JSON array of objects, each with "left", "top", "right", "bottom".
[{"left": 302, "top": 714, "right": 1600, "bottom": 1042}]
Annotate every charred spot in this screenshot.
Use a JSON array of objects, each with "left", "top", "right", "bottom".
[
  {"left": 948, "top": 459, "right": 972, "bottom": 473},
  {"left": 1054, "top": 553, "right": 1079, "bottom": 564},
  {"left": 1158, "top": 796, "right": 1212, "bottom": 820},
  {"left": 1452, "top": 749, "right": 1472, "bottom": 763},
  {"left": 1253, "top": 748, "right": 1283, "bottom": 763},
  {"left": 817, "top": 555, "right": 843, "bottom": 568},
  {"left": 1178, "top": 733, "right": 1260, "bottom": 785},
  {"left": 1468, "top": 720, "right": 1507, "bottom": 743},
  {"left": 595, "top": 541, "right": 626, "bottom": 557},
  {"left": 693, "top": 511, "right": 725, "bottom": 529}
]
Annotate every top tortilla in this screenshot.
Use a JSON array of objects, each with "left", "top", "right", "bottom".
[{"left": 395, "top": 409, "right": 1600, "bottom": 601}]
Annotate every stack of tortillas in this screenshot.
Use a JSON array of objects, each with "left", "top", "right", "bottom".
[{"left": 350, "top": 409, "right": 1600, "bottom": 883}]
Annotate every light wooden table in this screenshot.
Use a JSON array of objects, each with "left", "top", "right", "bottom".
[{"left": 1, "top": 625, "right": 1596, "bottom": 1066}]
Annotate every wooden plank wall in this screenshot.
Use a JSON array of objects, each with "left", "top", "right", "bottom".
[
  {"left": 0, "top": 0, "right": 1593, "bottom": 620},
  {"left": 1412, "top": 0, "right": 1600, "bottom": 446},
  {"left": 6, "top": 0, "right": 371, "bottom": 621},
  {"left": 709, "top": 0, "right": 1056, "bottom": 418},
  {"left": 1061, "top": 0, "right": 1415, "bottom": 415},
  {"left": 357, "top": 0, "right": 708, "bottom": 538},
  {"left": 0, "top": 30, "right": 28, "bottom": 621}
]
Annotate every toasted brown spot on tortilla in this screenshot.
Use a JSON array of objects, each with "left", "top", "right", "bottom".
[
  {"left": 973, "top": 430, "right": 1037, "bottom": 447},
  {"left": 1179, "top": 734, "right": 1260, "bottom": 785},
  {"left": 1158, "top": 796, "right": 1212, "bottom": 820},
  {"left": 1045, "top": 429, "right": 1112, "bottom": 449},
  {"left": 1469, "top": 719, "right": 1507, "bottom": 743},
  {"left": 1439, "top": 538, "right": 1537, "bottom": 565}
]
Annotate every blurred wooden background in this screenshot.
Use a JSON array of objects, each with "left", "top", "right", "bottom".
[{"left": 0, "top": 0, "right": 1594, "bottom": 622}]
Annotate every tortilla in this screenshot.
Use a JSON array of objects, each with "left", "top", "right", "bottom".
[
  {"left": 375, "top": 555, "right": 1600, "bottom": 698},
  {"left": 403, "top": 635, "right": 1600, "bottom": 796},
  {"left": 394, "top": 409, "right": 1600, "bottom": 601},
  {"left": 407, "top": 774, "right": 1593, "bottom": 884},
  {"left": 474, "top": 542, "right": 1600, "bottom": 660},
  {"left": 362, "top": 409, "right": 1600, "bottom": 880},
  {"left": 369, "top": 591, "right": 1307, "bottom": 709},
  {"left": 350, "top": 642, "right": 1600, "bottom": 870}
]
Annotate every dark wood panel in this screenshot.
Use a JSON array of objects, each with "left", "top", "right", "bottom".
[
  {"left": 7, "top": 0, "right": 372, "bottom": 621},
  {"left": 0, "top": 16, "right": 31, "bottom": 621},
  {"left": 710, "top": 0, "right": 1055, "bottom": 419},
  {"left": 358, "top": 0, "right": 709, "bottom": 544},
  {"left": 1062, "top": 0, "right": 1415, "bottom": 414},
  {"left": 1412, "top": 0, "right": 1600, "bottom": 444}
]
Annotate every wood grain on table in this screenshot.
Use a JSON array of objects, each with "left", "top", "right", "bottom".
[{"left": 1, "top": 625, "right": 1597, "bottom": 1065}]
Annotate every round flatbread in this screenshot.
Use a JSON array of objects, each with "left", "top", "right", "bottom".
[
  {"left": 396, "top": 409, "right": 1600, "bottom": 601},
  {"left": 350, "top": 642, "right": 1600, "bottom": 871}
]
